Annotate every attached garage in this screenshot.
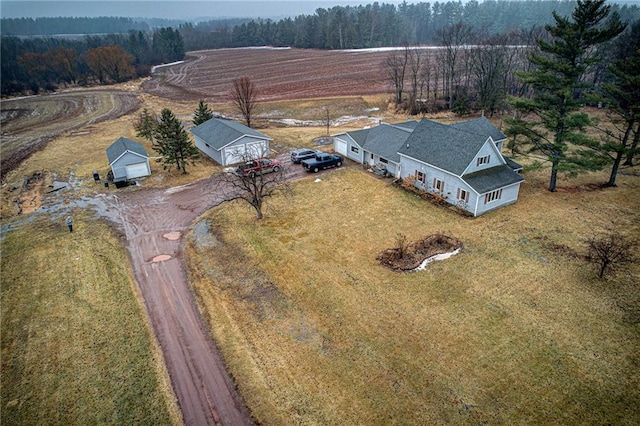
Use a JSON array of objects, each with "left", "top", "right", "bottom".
[
  {"left": 332, "top": 130, "right": 367, "bottom": 163},
  {"left": 190, "top": 118, "right": 272, "bottom": 166},
  {"left": 106, "top": 137, "right": 151, "bottom": 183},
  {"left": 334, "top": 138, "right": 348, "bottom": 156}
]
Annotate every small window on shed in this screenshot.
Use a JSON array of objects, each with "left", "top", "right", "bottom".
[
  {"left": 379, "top": 157, "right": 388, "bottom": 164},
  {"left": 351, "top": 146, "right": 360, "bottom": 154}
]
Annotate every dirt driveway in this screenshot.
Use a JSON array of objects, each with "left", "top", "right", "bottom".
[{"left": 105, "top": 156, "right": 326, "bottom": 425}]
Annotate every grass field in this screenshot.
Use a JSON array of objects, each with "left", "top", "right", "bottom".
[
  {"left": 1, "top": 213, "right": 181, "bottom": 425},
  {"left": 186, "top": 165, "right": 640, "bottom": 424}
]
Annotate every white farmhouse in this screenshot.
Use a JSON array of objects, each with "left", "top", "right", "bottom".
[{"left": 333, "top": 117, "right": 524, "bottom": 216}]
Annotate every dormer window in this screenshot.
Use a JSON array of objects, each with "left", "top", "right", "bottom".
[{"left": 477, "top": 155, "right": 490, "bottom": 166}]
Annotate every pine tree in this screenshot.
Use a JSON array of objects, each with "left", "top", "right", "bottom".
[
  {"left": 153, "top": 108, "right": 200, "bottom": 174},
  {"left": 192, "top": 99, "right": 213, "bottom": 126},
  {"left": 133, "top": 108, "right": 158, "bottom": 141},
  {"left": 595, "top": 21, "right": 640, "bottom": 185},
  {"left": 507, "top": 0, "right": 625, "bottom": 192}
]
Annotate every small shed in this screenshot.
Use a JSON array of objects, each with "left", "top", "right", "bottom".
[
  {"left": 190, "top": 118, "right": 272, "bottom": 166},
  {"left": 106, "top": 137, "right": 151, "bottom": 182}
]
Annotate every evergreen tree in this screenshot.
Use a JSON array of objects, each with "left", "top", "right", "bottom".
[
  {"left": 153, "top": 108, "right": 200, "bottom": 174},
  {"left": 133, "top": 108, "right": 158, "bottom": 141},
  {"left": 507, "top": 0, "right": 625, "bottom": 192},
  {"left": 192, "top": 99, "right": 213, "bottom": 126},
  {"left": 594, "top": 20, "right": 640, "bottom": 185}
]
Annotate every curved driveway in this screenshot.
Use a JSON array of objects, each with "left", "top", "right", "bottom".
[{"left": 109, "top": 156, "right": 312, "bottom": 425}]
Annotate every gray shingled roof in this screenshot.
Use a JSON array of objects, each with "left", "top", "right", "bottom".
[
  {"left": 190, "top": 118, "right": 271, "bottom": 150},
  {"left": 106, "top": 137, "right": 148, "bottom": 164},
  {"left": 462, "top": 165, "right": 524, "bottom": 194},
  {"left": 398, "top": 119, "right": 490, "bottom": 175},
  {"left": 503, "top": 156, "right": 523, "bottom": 171},
  {"left": 361, "top": 123, "right": 412, "bottom": 163},
  {"left": 390, "top": 120, "right": 420, "bottom": 131},
  {"left": 450, "top": 116, "right": 506, "bottom": 141},
  {"left": 345, "top": 128, "right": 370, "bottom": 147}
]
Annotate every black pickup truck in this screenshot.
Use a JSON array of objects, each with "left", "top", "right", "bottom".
[{"left": 301, "top": 153, "right": 344, "bottom": 173}]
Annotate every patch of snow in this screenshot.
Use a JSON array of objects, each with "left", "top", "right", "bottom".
[
  {"left": 413, "top": 248, "right": 461, "bottom": 271},
  {"left": 314, "top": 178, "right": 322, "bottom": 183},
  {"left": 151, "top": 61, "right": 185, "bottom": 72}
]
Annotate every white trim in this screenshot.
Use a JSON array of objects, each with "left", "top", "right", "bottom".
[
  {"left": 216, "top": 134, "right": 272, "bottom": 152},
  {"left": 109, "top": 150, "right": 148, "bottom": 167},
  {"left": 460, "top": 137, "right": 506, "bottom": 176}
]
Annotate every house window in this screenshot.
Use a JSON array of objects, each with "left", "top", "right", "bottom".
[
  {"left": 379, "top": 157, "right": 388, "bottom": 164},
  {"left": 371, "top": 153, "right": 374, "bottom": 160},
  {"left": 477, "top": 155, "right": 490, "bottom": 166},
  {"left": 484, "top": 189, "right": 503, "bottom": 203},
  {"left": 415, "top": 170, "right": 426, "bottom": 183},
  {"left": 457, "top": 188, "right": 469, "bottom": 203},
  {"left": 433, "top": 178, "right": 444, "bottom": 192},
  {"left": 351, "top": 146, "right": 360, "bottom": 154}
]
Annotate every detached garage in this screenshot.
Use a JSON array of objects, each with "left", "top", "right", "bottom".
[
  {"left": 106, "top": 137, "right": 151, "bottom": 183},
  {"left": 190, "top": 118, "right": 272, "bottom": 166}
]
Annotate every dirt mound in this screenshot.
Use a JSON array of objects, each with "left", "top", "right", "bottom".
[{"left": 377, "top": 234, "right": 463, "bottom": 271}]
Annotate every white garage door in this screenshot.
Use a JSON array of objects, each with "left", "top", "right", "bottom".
[
  {"left": 246, "top": 141, "right": 267, "bottom": 158},
  {"left": 125, "top": 162, "right": 149, "bottom": 179},
  {"left": 335, "top": 138, "right": 347, "bottom": 155},
  {"left": 224, "top": 146, "right": 245, "bottom": 165}
]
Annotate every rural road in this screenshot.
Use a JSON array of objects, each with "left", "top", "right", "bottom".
[{"left": 105, "top": 155, "right": 316, "bottom": 425}]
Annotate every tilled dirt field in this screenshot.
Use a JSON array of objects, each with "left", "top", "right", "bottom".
[
  {"left": 0, "top": 90, "right": 140, "bottom": 179},
  {"left": 143, "top": 47, "right": 393, "bottom": 102}
]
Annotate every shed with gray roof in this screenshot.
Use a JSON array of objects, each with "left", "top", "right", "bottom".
[
  {"left": 106, "top": 137, "right": 151, "bottom": 183},
  {"left": 190, "top": 118, "right": 272, "bottom": 166}
]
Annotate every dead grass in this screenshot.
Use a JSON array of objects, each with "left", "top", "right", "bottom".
[
  {"left": 1, "top": 213, "right": 181, "bottom": 425},
  {"left": 186, "top": 165, "right": 640, "bottom": 424}
]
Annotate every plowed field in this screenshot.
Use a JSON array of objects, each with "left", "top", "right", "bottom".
[
  {"left": 0, "top": 90, "right": 139, "bottom": 179},
  {"left": 143, "top": 47, "right": 393, "bottom": 102}
]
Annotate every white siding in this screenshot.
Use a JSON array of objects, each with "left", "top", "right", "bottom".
[
  {"left": 111, "top": 151, "right": 149, "bottom": 182},
  {"left": 473, "top": 183, "right": 521, "bottom": 216},
  {"left": 196, "top": 135, "right": 269, "bottom": 166},
  {"left": 463, "top": 139, "right": 504, "bottom": 175}
]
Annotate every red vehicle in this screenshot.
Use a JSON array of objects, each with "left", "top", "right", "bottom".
[{"left": 235, "top": 158, "right": 282, "bottom": 177}]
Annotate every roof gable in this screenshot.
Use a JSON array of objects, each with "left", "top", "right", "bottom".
[
  {"left": 190, "top": 118, "right": 271, "bottom": 150},
  {"left": 106, "top": 137, "right": 148, "bottom": 164},
  {"left": 398, "top": 119, "right": 489, "bottom": 175}
]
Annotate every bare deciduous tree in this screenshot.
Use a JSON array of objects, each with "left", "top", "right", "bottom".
[
  {"left": 383, "top": 45, "right": 410, "bottom": 105},
  {"left": 437, "top": 22, "right": 474, "bottom": 108},
  {"left": 211, "top": 150, "right": 291, "bottom": 220},
  {"left": 230, "top": 76, "right": 258, "bottom": 128},
  {"left": 586, "top": 232, "right": 637, "bottom": 279}
]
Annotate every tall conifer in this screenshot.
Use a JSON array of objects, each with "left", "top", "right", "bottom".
[{"left": 507, "top": 0, "right": 625, "bottom": 192}]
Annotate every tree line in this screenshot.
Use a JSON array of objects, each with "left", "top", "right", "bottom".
[
  {"left": 1, "top": 28, "right": 184, "bottom": 95},
  {"left": 3, "top": 1, "right": 639, "bottom": 97},
  {"left": 1, "top": 17, "right": 150, "bottom": 36}
]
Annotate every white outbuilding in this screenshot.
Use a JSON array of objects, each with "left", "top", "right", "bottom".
[
  {"left": 190, "top": 118, "right": 272, "bottom": 166},
  {"left": 106, "top": 137, "right": 151, "bottom": 183}
]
